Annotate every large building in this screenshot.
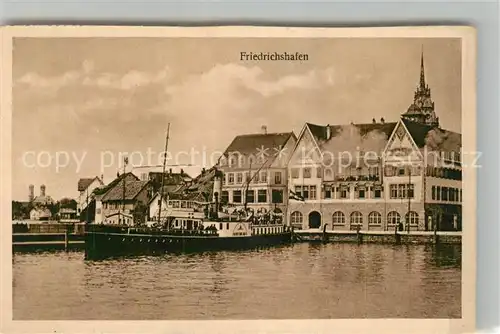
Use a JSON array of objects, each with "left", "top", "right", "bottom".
[
  {"left": 216, "top": 126, "right": 297, "bottom": 222},
  {"left": 287, "top": 52, "right": 462, "bottom": 232}
]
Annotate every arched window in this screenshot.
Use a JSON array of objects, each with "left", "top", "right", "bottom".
[
  {"left": 350, "top": 211, "right": 363, "bottom": 225},
  {"left": 290, "top": 211, "right": 303, "bottom": 225},
  {"left": 332, "top": 211, "right": 345, "bottom": 224},
  {"left": 406, "top": 211, "right": 419, "bottom": 225},
  {"left": 387, "top": 211, "right": 401, "bottom": 225},
  {"left": 368, "top": 211, "right": 382, "bottom": 225}
]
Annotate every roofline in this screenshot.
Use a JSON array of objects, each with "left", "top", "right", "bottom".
[
  {"left": 382, "top": 118, "right": 423, "bottom": 159},
  {"left": 131, "top": 180, "right": 151, "bottom": 201},
  {"left": 221, "top": 131, "right": 296, "bottom": 157}
]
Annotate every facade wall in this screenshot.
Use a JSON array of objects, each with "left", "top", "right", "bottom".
[
  {"left": 77, "top": 179, "right": 102, "bottom": 214},
  {"left": 218, "top": 136, "right": 296, "bottom": 222},
  {"left": 288, "top": 200, "right": 425, "bottom": 231}
]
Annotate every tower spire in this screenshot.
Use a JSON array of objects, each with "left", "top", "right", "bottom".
[{"left": 419, "top": 47, "right": 426, "bottom": 89}]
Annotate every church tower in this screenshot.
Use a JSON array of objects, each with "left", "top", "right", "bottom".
[{"left": 402, "top": 50, "right": 440, "bottom": 127}]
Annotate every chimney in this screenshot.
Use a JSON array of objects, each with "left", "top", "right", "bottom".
[
  {"left": 261, "top": 125, "right": 267, "bottom": 135},
  {"left": 325, "top": 124, "right": 331, "bottom": 140},
  {"left": 28, "top": 184, "right": 34, "bottom": 202},
  {"left": 372, "top": 118, "right": 376, "bottom": 124},
  {"left": 40, "top": 184, "right": 46, "bottom": 197},
  {"left": 380, "top": 117, "right": 385, "bottom": 124}
]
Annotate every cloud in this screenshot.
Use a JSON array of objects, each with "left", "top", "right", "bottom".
[{"left": 16, "top": 60, "right": 171, "bottom": 92}]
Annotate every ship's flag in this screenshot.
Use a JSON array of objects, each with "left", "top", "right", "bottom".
[{"left": 289, "top": 190, "right": 305, "bottom": 202}]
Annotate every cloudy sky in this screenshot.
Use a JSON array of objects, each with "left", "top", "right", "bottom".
[{"left": 12, "top": 37, "right": 461, "bottom": 201}]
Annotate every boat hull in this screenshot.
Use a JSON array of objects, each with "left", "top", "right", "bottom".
[{"left": 84, "top": 227, "right": 292, "bottom": 260}]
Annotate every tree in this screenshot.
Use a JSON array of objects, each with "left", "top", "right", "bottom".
[{"left": 59, "top": 198, "right": 77, "bottom": 210}]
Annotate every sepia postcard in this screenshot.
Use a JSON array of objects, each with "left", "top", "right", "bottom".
[{"left": 1, "top": 25, "right": 476, "bottom": 333}]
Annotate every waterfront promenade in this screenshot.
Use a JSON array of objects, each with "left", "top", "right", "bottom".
[{"left": 294, "top": 228, "right": 462, "bottom": 244}]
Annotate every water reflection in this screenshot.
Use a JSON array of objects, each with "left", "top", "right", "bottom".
[{"left": 13, "top": 243, "right": 461, "bottom": 320}]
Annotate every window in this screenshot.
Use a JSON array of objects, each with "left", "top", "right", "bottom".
[
  {"left": 260, "top": 171, "right": 267, "bottom": 183},
  {"left": 274, "top": 171, "right": 282, "bottom": 185},
  {"left": 332, "top": 211, "right": 345, "bottom": 225},
  {"left": 226, "top": 223, "right": 230, "bottom": 230},
  {"left": 316, "top": 167, "right": 323, "bottom": 178},
  {"left": 398, "top": 168, "right": 406, "bottom": 176},
  {"left": 258, "top": 190, "right": 267, "bottom": 203},
  {"left": 228, "top": 173, "right": 234, "bottom": 184},
  {"left": 398, "top": 184, "right": 406, "bottom": 198},
  {"left": 230, "top": 157, "right": 236, "bottom": 167},
  {"left": 221, "top": 191, "right": 229, "bottom": 203},
  {"left": 350, "top": 211, "right": 363, "bottom": 226},
  {"left": 406, "top": 211, "right": 419, "bottom": 225},
  {"left": 303, "top": 186, "right": 309, "bottom": 199},
  {"left": 253, "top": 172, "right": 259, "bottom": 183},
  {"left": 233, "top": 190, "right": 242, "bottom": 203},
  {"left": 374, "top": 189, "right": 381, "bottom": 198},
  {"left": 432, "top": 186, "right": 436, "bottom": 200},
  {"left": 295, "top": 185, "right": 302, "bottom": 195},
  {"left": 436, "top": 186, "right": 441, "bottom": 200},
  {"left": 236, "top": 173, "right": 243, "bottom": 184},
  {"left": 369, "top": 167, "right": 379, "bottom": 177},
  {"left": 291, "top": 168, "right": 299, "bottom": 178},
  {"left": 272, "top": 190, "right": 284, "bottom": 204},
  {"left": 358, "top": 188, "right": 365, "bottom": 199},
  {"left": 246, "top": 190, "right": 255, "bottom": 203},
  {"left": 390, "top": 184, "right": 398, "bottom": 199},
  {"left": 408, "top": 184, "right": 414, "bottom": 198},
  {"left": 324, "top": 186, "right": 332, "bottom": 199},
  {"left": 442, "top": 187, "right": 448, "bottom": 201},
  {"left": 368, "top": 212, "right": 382, "bottom": 225},
  {"left": 324, "top": 168, "right": 333, "bottom": 180},
  {"left": 219, "top": 223, "right": 223, "bottom": 230},
  {"left": 340, "top": 188, "right": 348, "bottom": 199},
  {"left": 303, "top": 168, "right": 311, "bottom": 178},
  {"left": 309, "top": 186, "right": 317, "bottom": 200},
  {"left": 290, "top": 211, "right": 303, "bottom": 225},
  {"left": 449, "top": 188, "right": 454, "bottom": 202},
  {"left": 385, "top": 166, "right": 394, "bottom": 177},
  {"left": 460, "top": 189, "right": 462, "bottom": 202},
  {"left": 387, "top": 211, "right": 401, "bottom": 225}
]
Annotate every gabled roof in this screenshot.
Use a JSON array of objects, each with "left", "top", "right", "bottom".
[
  {"left": 77, "top": 177, "right": 102, "bottom": 192},
  {"left": 402, "top": 119, "right": 461, "bottom": 151},
  {"left": 93, "top": 172, "right": 138, "bottom": 196},
  {"left": 306, "top": 122, "right": 397, "bottom": 148},
  {"left": 223, "top": 132, "right": 296, "bottom": 157},
  {"left": 101, "top": 178, "right": 149, "bottom": 202}
]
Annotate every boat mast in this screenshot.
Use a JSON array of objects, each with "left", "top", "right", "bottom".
[{"left": 157, "top": 123, "right": 171, "bottom": 225}]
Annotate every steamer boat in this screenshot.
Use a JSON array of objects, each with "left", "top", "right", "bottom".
[{"left": 84, "top": 124, "right": 292, "bottom": 260}]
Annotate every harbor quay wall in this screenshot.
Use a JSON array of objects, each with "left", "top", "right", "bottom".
[{"left": 294, "top": 230, "right": 461, "bottom": 245}]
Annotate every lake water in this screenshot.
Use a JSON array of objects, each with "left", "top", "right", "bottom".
[{"left": 13, "top": 243, "right": 461, "bottom": 320}]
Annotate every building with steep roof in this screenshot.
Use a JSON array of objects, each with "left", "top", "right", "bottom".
[
  {"left": 99, "top": 174, "right": 150, "bottom": 226},
  {"left": 76, "top": 176, "right": 104, "bottom": 220},
  {"left": 216, "top": 127, "right": 297, "bottom": 220},
  {"left": 286, "top": 52, "right": 461, "bottom": 232}
]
